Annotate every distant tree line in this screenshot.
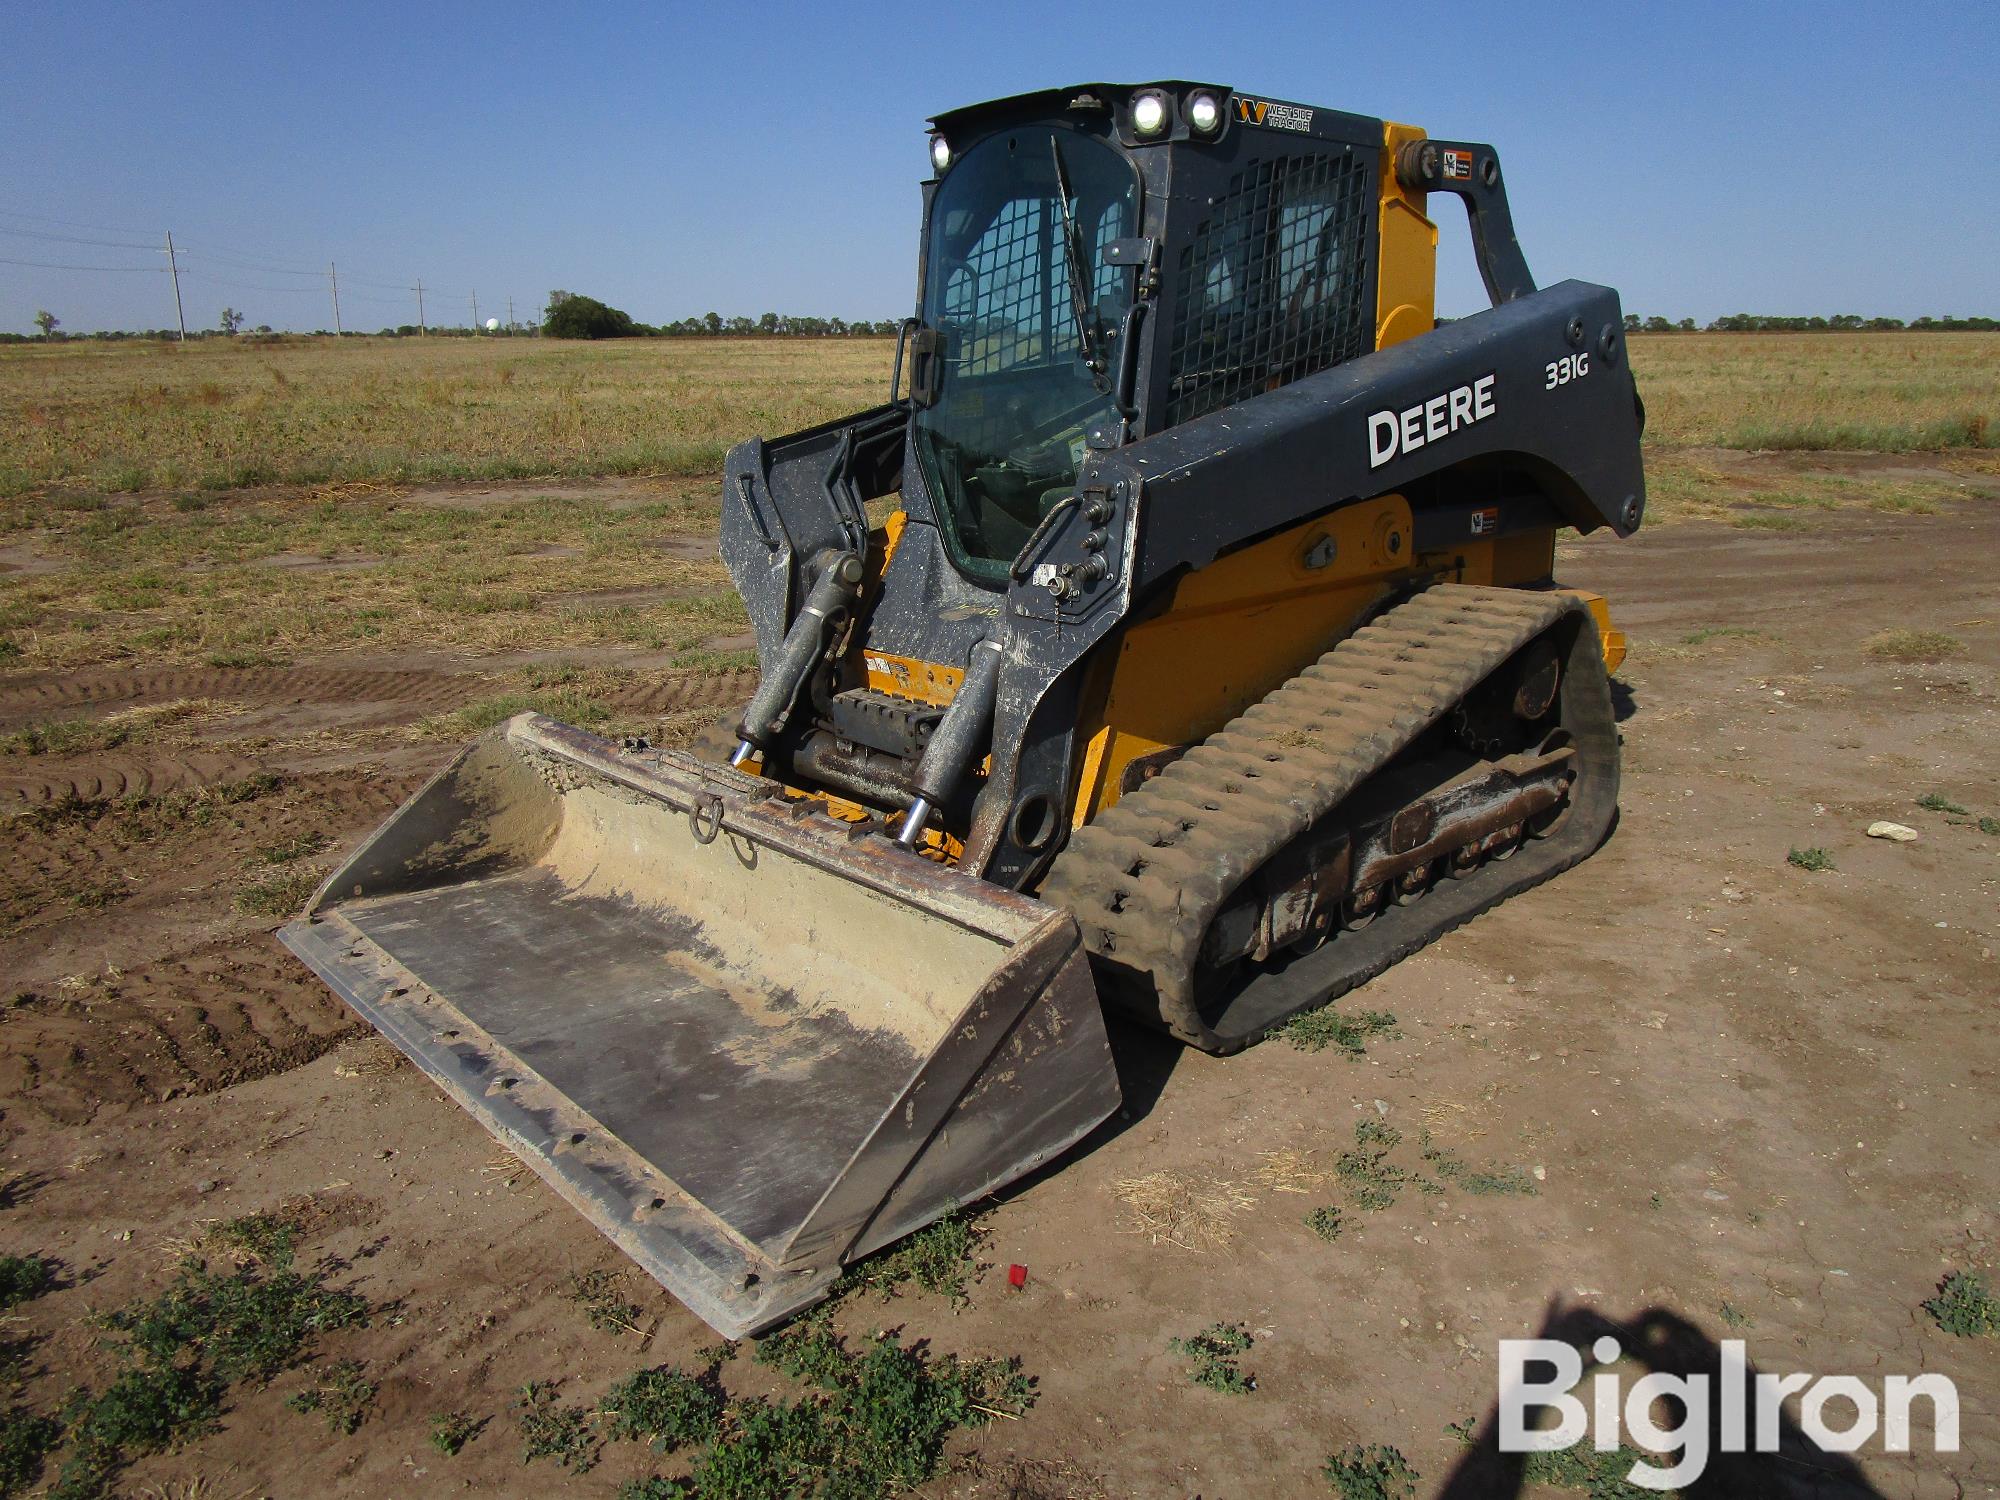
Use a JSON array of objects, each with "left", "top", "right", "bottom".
[
  {"left": 0, "top": 291, "right": 907, "bottom": 343},
  {"left": 1623, "top": 313, "right": 1999, "bottom": 332},
  {"left": 541, "top": 289, "right": 902, "bottom": 340},
  {"left": 18, "top": 300, "right": 1992, "bottom": 344},
  {"left": 0, "top": 324, "right": 540, "bottom": 344}
]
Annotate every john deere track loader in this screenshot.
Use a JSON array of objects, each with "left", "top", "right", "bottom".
[{"left": 281, "top": 82, "right": 1644, "bottom": 1337}]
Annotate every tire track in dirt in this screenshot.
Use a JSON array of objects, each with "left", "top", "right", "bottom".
[
  {"left": 0, "top": 665, "right": 478, "bottom": 716},
  {"left": 601, "top": 666, "right": 757, "bottom": 715},
  {"left": 0, "top": 938, "right": 364, "bottom": 1127},
  {"left": 0, "top": 749, "right": 265, "bottom": 806}
]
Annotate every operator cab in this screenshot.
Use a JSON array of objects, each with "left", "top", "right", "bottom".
[{"left": 909, "top": 83, "right": 1386, "bottom": 587}]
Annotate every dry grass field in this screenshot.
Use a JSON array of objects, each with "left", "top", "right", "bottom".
[
  {"left": 1, "top": 333, "right": 1996, "bottom": 1498},
  {"left": 0, "top": 333, "right": 1994, "bottom": 675},
  {"left": 0, "top": 336, "right": 893, "bottom": 496},
  {"left": 1632, "top": 332, "right": 1997, "bottom": 451},
  {"left": 1, "top": 331, "right": 1994, "bottom": 499}
]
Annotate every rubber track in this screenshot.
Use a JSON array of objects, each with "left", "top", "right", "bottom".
[{"left": 1041, "top": 584, "right": 1583, "bottom": 1043}]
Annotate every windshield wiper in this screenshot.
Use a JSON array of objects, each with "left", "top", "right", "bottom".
[{"left": 1048, "top": 137, "right": 1106, "bottom": 379}]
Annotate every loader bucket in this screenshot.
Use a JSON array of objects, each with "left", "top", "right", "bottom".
[{"left": 279, "top": 715, "right": 1119, "bottom": 1338}]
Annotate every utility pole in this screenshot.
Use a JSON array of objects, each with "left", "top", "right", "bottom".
[
  {"left": 165, "top": 231, "right": 186, "bottom": 343},
  {"left": 413, "top": 279, "right": 426, "bottom": 335},
  {"left": 328, "top": 262, "right": 342, "bottom": 335},
  {"left": 471, "top": 289, "right": 479, "bottom": 330},
  {"left": 507, "top": 296, "right": 515, "bottom": 332}
]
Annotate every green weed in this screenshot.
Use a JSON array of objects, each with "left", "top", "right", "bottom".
[
  {"left": 564, "top": 1269, "right": 644, "bottom": 1336},
  {"left": 1282, "top": 1005, "right": 1399, "bottom": 1057},
  {"left": 1446, "top": 1415, "right": 1660, "bottom": 1496},
  {"left": 49, "top": 1364, "right": 221, "bottom": 1500},
  {"left": 284, "top": 1358, "right": 375, "bottom": 1434},
  {"left": 429, "top": 1410, "right": 482, "bottom": 1456},
  {"left": 1924, "top": 1271, "right": 2000, "bottom": 1337},
  {"left": 39, "top": 1201, "right": 368, "bottom": 1500},
  {"left": 1981, "top": 817, "right": 2000, "bottom": 836},
  {"left": 1916, "top": 793, "right": 1969, "bottom": 814},
  {"left": 836, "top": 1211, "right": 978, "bottom": 1304},
  {"left": 1167, "top": 1323, "right": 1254, "bottom": 1395},
  {"left": 1335, "top": 1120, "right": 1415, "bottom": 1212},
  {"left": 1718, "top": 1301, "right": 1754, "bottom": 1330},
  {"left": 600, "top": 1365, "right": 723, "bottom": 1454},
  {"left": 619, "top": 1480, "right": 691, "bottom": 1500},
  {"left": 0, "top": 1256, "right": 54, "bottom": 1310},
  {"left": 1521, "top": 1442, "right": 1663, "bottom": 1496},
  {"left": 1305, "top": 1206, "right": 1344, "bottom": 1242},
  {"left": 720, "top": 1319, "right": 1030, "bottom": 1496},
  {"left": 1787, "top": 846, "right": 1835, "bottom": 872},
  {"left": 1322, "top": 1442, "right": 1419, "bottom": 1499},
  {"left": 515, "top": 1380, "right": 601, "bottom": 1472},
  {"left": 0, "top": 1404, "right": 61, "bottom": 1498},
  {"left": 105, "top": 1239, "right": 367, "bottom": 1386},
  {"left": 1419, "top": 1133, "right": 1539, "bottom": 1196}
]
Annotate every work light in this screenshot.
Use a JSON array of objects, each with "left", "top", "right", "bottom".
[
  {"left": 1130, "top": 92, "right": 1168, "bottom": 137},
  {"left": 929, "top": 134, "right": 951, "bottom": 173},
  {"left": 1186, "top": 91, "right": 1222, "bottom": 135}
]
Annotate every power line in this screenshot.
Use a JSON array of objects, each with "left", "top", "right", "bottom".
[
  {"left": 2, "top": 212, "right": 515, "bottom": 331},
  {"left": 1, "top": 208, "right": 473, "bottom": 297},
  {"left": 0, "top": 255, "right": 163, "bottom": 272},
  {"left": 0, "top": 226, "right": 164, "bottom": 252},
  {"left": 0, "top": 207, "right": 165, "bottom": 237},
  {"left": 169, "top": 241, "right": 431, "bottom": 291},
  {"left": 179, "top": 267, "right": 348, "bottom": 295}
]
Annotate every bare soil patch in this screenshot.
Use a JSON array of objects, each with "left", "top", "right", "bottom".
[{"left": 0, "top": 461, "right": 1992, "bottom": 1496}]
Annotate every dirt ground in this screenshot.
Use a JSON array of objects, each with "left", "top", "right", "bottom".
[{"left": 1, "top": 463, "right": 1995, "bottom": 1498}]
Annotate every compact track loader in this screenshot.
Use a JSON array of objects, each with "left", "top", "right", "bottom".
[{"left": 281, "top": 82, "right": 1644, "bottom": 1337}]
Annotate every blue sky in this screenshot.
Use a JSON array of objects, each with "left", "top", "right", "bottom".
[{"left": 2, "top": 1, "right": 1992, "bottom": 334}]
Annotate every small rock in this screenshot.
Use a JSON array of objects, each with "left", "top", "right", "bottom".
[
  {"left": 1532, "top": 1165, "right": 1547, "bottom": 1182},
  {"left": 195, "top": 1179, "right": 216, "bottom": 1195},
  {"left": 1866, "top": 821, "right": 1919, "bottom": 843}
]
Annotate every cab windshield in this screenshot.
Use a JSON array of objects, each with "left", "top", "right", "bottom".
[{"left": 913, "top": 124, "right": 1139, "bottom": 585}]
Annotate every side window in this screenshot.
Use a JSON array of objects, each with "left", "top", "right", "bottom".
[{"left": 1164, "top": 152, "right": 1374, "bottom": 427}]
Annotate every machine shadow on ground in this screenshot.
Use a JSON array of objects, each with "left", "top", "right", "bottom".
[{"left": 1436, "top": 1299, "right": 1893, "bottom": 1500}]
